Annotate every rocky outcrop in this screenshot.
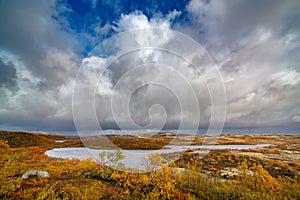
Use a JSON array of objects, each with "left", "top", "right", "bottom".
[
  {"left": 22, "top": 170, "right": 49, "bottom": 179},
  {"left": 219, "top": 167, "right": 254, "bottom": 179}
]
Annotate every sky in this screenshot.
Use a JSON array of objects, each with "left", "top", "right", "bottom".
[{"left": 0, "top": 0, "right": 300, "bottom": 132}]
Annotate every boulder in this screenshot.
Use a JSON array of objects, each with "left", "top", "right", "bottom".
[
  {"left": 22, "top": 170, "right": 49, "bottom": 179},
  {"left": 219, "top": 167, "right": 254, "bottom": 179}
]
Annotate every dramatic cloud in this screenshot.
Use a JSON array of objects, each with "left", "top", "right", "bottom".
[
  {"left": 72, "top": 11, "right": 211, "bottom": 131},
  {"left": 183, "top": 0, "right": 300, "bottom": 127},
  {"left": 0, "top": 0, "right": 300, "bottom": 131},
  {"left": 0, "top": 1, "right": 79, "bottom": 130}
]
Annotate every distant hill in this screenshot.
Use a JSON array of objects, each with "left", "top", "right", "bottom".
[{"left": 0, "top": 131, "right": 67, "bottom": 148}]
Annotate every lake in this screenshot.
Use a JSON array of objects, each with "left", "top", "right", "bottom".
[{"left": 46, "top": 144, "right": 270, "bottom": 170}]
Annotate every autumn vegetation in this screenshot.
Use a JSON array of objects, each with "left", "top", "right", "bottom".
[
  {"left": 0, "top": 131, "right": 299, "bottom": 199},
  {"left": 0, "top": 131, "right": 170, "bottom": 150}
]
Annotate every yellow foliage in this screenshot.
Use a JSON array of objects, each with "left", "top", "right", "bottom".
[{"left": 0, "top": 137, "right": 299, "bottom": 200}]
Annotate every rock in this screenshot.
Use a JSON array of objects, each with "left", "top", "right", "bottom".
[
  {"left": 220, "top": 168, "right": 240, "bottom": 179},
  {"left": 22, "top": 170, "right": 49, "bottom": 179},
  {"left": 219, "top": 167, "right": 254, "bottom": 179},
  {"left": 174, "top": 167, "right": 188, "bottom": 175}
]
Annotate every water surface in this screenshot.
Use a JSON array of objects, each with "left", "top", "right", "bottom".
[{"left": 46, "top": 144, "right": 270, "bottom": 169}]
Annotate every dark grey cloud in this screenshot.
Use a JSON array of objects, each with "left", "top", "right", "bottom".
[
  {"left": 0, "top": 0, "right": 79, "bottom": 88},
  {"left": 0, "top": 59, "right": 18, "bottom": 91}
]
